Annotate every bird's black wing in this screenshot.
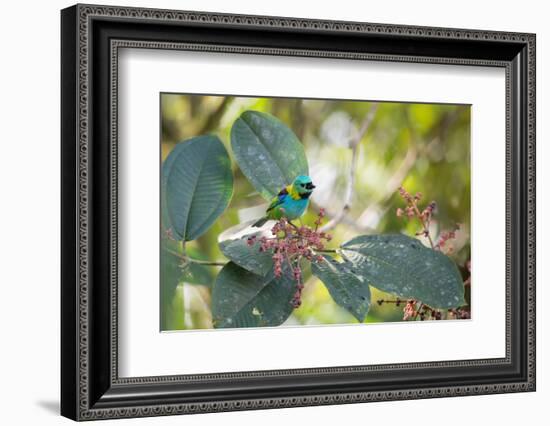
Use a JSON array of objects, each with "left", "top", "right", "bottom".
[{"left": 266, "top": 187, "right": 289, "bottom": 212}]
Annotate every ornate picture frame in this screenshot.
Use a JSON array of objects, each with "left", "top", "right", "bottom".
[{"left": 61, "top": 4, "right": 535, "bottom": 421}]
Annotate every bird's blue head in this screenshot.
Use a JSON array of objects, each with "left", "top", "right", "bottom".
[{"left": 293, "top": 175, "right": 316, "bottom": 196}]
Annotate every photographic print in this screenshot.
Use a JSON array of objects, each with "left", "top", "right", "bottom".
[
  {"left": 61, "top": 7, "right": 535, "bottom": 418},
  {"left": 160, "top": 94, "right": 471, "bottom": 331}
]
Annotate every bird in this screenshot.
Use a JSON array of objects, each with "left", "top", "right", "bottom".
[{"left": 252, "top": 175, "right": 316, "bottom": 227}]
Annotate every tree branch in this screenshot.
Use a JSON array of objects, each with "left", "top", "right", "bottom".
[
  {"left": 315, "top": 248, "right": 339, "bottom": 254},
  {"left": 412, "top": 302, "right": 424, "bottom": 320},
  {"left": 319, "top": 103, "right": 379, "bottom": 232},
  {"left": 198, "top": 97, "right": 233, "bottom": 135},
  {"left": 165, "top": 248, "right": 226, "bottom": 267},
  {"left": 356, "top": 108, "right": 461, "bottom": 231},
  {"left": 355, "top": 142, "right": 417, "bottom": 227}
]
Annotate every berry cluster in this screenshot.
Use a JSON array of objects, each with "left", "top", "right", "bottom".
[
  {"left": 247, "top": 210, "right": 332, "bottom": 308},
  {"left": 396, "top": 186, "right": 463, "bottom": 258},
  {"left": 376, "top": 186, "right": 472, "bottom": 322},
  {"left": 383, "top": 300, "right": 470, "bottom": 321},
  {"left": 448, "top": 308, "right": 471, "bottom": 319},
  {"left": 413, "top": 304, "right": 444, "bottom": 321},
  {"left": 396, "top": 187, "right": 437, "bottom": 247},
  {"left": 436, "top": 227, "right": 461, "bottom": 254},
  {"left": 403, "top": 300, "right": 417, "bottom": 320},
  {"left": 376, "top": 298, "right": 443, "bottom": 321}
]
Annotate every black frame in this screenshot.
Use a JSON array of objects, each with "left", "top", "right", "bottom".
[{"left": 61, "top": 4, "right": 536, "bottom": 421}]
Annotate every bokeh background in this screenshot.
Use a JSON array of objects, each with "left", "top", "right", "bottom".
[{"left": 161, "top": 94, "right": 471, "bottom": 330}]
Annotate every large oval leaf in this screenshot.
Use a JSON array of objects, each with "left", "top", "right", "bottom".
[
  {"left": 230, "top": 111, "right": 308, "bottom": 200},
  {"left": 219, "top": 234, "right": 274, "bottom": 276},
  {"left": 311, "top": 255, "right": 371, "bottom": 322},
  {"left": 162, "top": 135, "right": 233, "bottom": 241},
  {"left": 212, "top": 262, "right": 295, "bottom": 328},
  {"left": 341, "top": 234, "right": 465, "bottom": 309}
]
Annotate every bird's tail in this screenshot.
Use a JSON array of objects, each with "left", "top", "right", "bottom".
[{"left": 252, "top": 217, "right": 269, "bottom": 228}]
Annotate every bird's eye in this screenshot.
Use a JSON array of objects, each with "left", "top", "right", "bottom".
[{"left": 300, "top": 183, "right": 305, "bottom": 187}]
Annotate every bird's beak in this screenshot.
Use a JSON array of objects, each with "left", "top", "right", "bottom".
[{"left": 305, "top": 183, "right": 316, "bottom": 190}]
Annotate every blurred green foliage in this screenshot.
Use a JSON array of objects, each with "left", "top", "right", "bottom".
[{"left": 161, "top": 94, "right": 471, "bottom": 331}]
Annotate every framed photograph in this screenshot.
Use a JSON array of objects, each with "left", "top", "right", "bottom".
[{"left": 61, "top": 4, "right": 536, "bottom": 421}]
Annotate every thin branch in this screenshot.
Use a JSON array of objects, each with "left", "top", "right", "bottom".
[
  {"left": 165, "top": 248, "right": 226, "bottom": 267},
  {"left": 320, "top": 103, "right": 379, "bottom": 232},
  {"left": 197, "top": 97, "right": 233, "bottom": 135},
  {"left": 315, "top": 248, "right": 339, "bottom": 254},
  {"left": 411, "top": 202, "right": 435, "bottom": 249},
  {"left": 355, "top": 144, "right": 417, "bottom": 229},
  {"left": 356, "top": 108, "right": 461, "bottom": 230},
  {"left": 412, "top": 302, "right": 424, "bottom": 320},
  {"left": 376, "top": 299, "right": 404, "bottom": 305},
  {"left": 291, "top": 99, "right": 306, "bottom": 141},
  {"left": 312, "top": 107, "right": 460, "bottom": 234}
]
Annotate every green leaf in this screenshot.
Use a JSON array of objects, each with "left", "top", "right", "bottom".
[
  {"left": 311, "top": 255, "right": 371, "bottom": 322},
  {"left": 230, "top": 111, "right": 308, "bottom": 200},
  {"left": 212, "top": 262, "right": 295, "bottom": 328},
  {"left": 162, "top": 135, "right": 233, "bottom": 241},
  {"left": 219, "top": 234, "right": 274, "bottom": 276},
  {"left": 160, "top": 239, "right": 184, "bottom": 330},
  {"left": 341, "top": 234, "right": 465, "bottom": 309}
]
